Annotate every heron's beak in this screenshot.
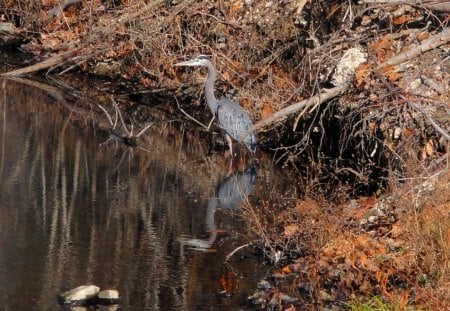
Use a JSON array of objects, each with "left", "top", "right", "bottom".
[{"left": 174, "top": 59, "right": 198, "bottom": 67}]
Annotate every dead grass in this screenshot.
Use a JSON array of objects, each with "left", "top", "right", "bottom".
[
  {"left": 241, "top": 164, "right": 450, "bottom": 309},
  {"left": 400, "top": 171, "right": 450, "bottom": 307}
]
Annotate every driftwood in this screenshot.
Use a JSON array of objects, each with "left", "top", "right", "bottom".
[
  {"left": 359, "top": 0, "right": 450, "bottom": 13},
  {"left": 426, "top": 2, "right": 450, "bottom": 13},
  {"left": 379, "top": 27, "right": 450, "bottom": 68},
  {"left": 252, "top": 84, "right": 349, "bottom": 133},
  {"left": 0, "top": 49, "right": 78, "bottom": 76}
]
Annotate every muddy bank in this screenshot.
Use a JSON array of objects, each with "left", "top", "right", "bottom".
[{"left": 0, "top": 1, "right": 448, "bottom": 194}]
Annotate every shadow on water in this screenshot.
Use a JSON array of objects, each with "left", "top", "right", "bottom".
[{"left": 0, "top": 77, "right": 295, "bottom": 310}]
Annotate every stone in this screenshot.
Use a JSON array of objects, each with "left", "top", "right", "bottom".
[
  {"left": 98, "top": 289, "right": 119, "bottom": 304},
  {"left": 368, "top": 215, "right": 378, "bottom": 223},
  {"left": 0, "top": 23, "right": 18, "bottom": 34},
  {"left": 59, "top": 285, "right": 100, "bottom": 305},
  {"left": 331, "top": 47, "right": 368, "bottom": 86}
]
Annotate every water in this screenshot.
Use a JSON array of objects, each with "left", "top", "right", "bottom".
[{"left": 0, "top": 77, "right": 293, "bottom": 310}]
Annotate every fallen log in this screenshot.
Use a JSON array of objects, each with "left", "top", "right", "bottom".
[
  {"left": 378, "top": 27, "right": 450, "bottom": 69},
  {"left": 252, "top": 84, "right": 349, "bottom": 133},
  {"left": 0, "top": 49, "right": 78, "bottom": 76}
]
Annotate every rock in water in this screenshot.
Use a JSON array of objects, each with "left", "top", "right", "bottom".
[
  {"left": 98, "top": 289, "right": 119, "bottom": 304},
  {"left": 59, "top": 285, "right": 100, "bottom": 305}
]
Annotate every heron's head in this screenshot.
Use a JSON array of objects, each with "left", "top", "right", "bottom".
[{"left": 174, "top": 55, "right": 211, "bottom": 67}]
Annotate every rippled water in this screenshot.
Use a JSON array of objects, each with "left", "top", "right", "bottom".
[{"left": 0, "top": 77, "right": 294, "bottom": 310}]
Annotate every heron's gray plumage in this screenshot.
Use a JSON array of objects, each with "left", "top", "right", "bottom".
[
  {"left": 217, "top": 98, "right": 257, "bottom": 153},
  {"left": 175, "top": 55, "right": 257, "bottom": 153}
]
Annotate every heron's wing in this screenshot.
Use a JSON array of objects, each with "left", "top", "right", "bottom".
[{"left": 216, "top": 98, "right": 253, "bottom": 142}]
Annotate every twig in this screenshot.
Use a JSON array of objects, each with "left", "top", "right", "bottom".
[
  {"left": 335, "top": 167, "right": 368, "bottom": 182},
  {"left": 193, "top": 11, "right": 242, "bottom": 29},
  {"left": 175, "top": 97, "right": 209, "bottom": 130},
  {"left": 421, "top": 75, "right": 446, "bottom": 94},
  {"left": 409, "top": 102, "right": 450, "bottom": 142},
  {"left": 225, "top": 243, "right": 252, "bottom": 262},
  {"left": 207, "top": 116, "right": 215, "bottom": 130},
  {"left": 97, "top": 104, "right": 114, "bottom": 127},
  {"left": 111, "top": 97, "right": 132, "bottom": 136},
  {"left": 58, "top": 58, "right": 89, "bottom": 75},
  {"left": 135, "top": 123, "right": 152, "bottom": 138}
]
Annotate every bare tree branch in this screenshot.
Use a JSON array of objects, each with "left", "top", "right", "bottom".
[
  {"left": 359, "top": 0, "right": 450, "bottom": 12},
  {"left": 0, "top": 49, "right": 79, "bottom": 76},
  {"left": 252, "top": 84, "right": 349, "bottom": 133},
  {"left": 379, "top": 27, "right": 450, "bottom": 68}
]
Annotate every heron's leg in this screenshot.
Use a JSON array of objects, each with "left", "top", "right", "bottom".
[
  {"left": 227, "top": 156, "right": 233, "bottom": 175},
  {"left": 207, "top": 116, "right": 215, "bottom": 131},
  {"left": 225, "top": 134, "right": 234, "bottom": 157}
]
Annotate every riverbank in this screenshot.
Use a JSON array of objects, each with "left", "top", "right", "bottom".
[{"left": 1, "top": 1, "right": 449, "bottom": 309}]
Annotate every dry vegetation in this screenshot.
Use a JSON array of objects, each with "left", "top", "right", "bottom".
[{"left": 1, "top": 0, "right": 450, "bottom": 309}]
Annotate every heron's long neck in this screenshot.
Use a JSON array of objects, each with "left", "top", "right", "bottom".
[{"left": 204, "top": 62, "right": 218, "bottom": 115}]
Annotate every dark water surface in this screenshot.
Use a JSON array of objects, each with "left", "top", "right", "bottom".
[{"left": 0, "top": 77, "right": 294, "bottom": 310}]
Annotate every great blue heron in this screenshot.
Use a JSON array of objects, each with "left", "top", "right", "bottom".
[{"left": 175, "top": 55, "right": 257, "bottom": 155}]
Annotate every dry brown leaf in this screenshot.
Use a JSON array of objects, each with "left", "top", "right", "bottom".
[
  {"left": 355, "top": 234, "right": 371, "bottom": 249},
  {"left": 284, "top": 224, "right": 300, "bottom": 237},
  {"left": 240, "top": 97, "right": 250, "bottom": 110},
  {"left": 260, "top": 102, "right": 274, "bottom": 119},
  {"left": 42, "top": 0, "right": 59, "bottom": 7},
  {"left": 284, "top": 304, "right": 297, "bottom": 311},
  {"left": 222, "top": 70, "right": 232, "bottom": 82},
  {"left": 228, "top": 60, "right": 243, "bottom": 71},
  {"left": 219, "top": 271, "right": 234, "bottom": 293},
  {"left": 416, "top": 32, "right": 429, "bottom": 41},
  {"left": 376, "top": 268, "right": 394, "bottom": 298},
  {"left": 389, "top": 224, "right": 403, "bottom": 238},
  {"left": 370, "top": 36, "right": 394, "bottom": 63},
  {"left": 381, "top": 65, "right": 401, "bottom": 82},
  {"left": 354, "top": 62, "right": 370, "bottom": 88},
  {"left": 403, "top": 128, "right": 414, "bottom": 136},
  {"left": 296, "top": 197, "right": 319, "bottom": 213},
  {"left": 399, "top": 290, "right": 411, "bottom": 310},
  {"left": 358, "top": 196, "right": 376, "bottom": 209},
  {"left": 393, "top": 15, "right": 411, "bottom": 25},
  {"left": 273, "top": 265, "right": 292, "bottom": 275},
  {"left": 230, "top": 3, "right": 242, "bottom": 14}
]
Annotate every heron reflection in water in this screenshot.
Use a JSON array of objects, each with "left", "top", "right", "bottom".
[
  {"left": 179, "top": 166, "right": 257, "bottom": 251},
  {"left": 175, "top": 55, "right": 257, "bottom": 156}
]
